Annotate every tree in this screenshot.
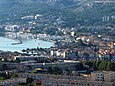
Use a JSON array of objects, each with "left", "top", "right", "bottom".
[
  {"left": 0, "top": 77, "right": 5, "bottom": 80},
  {"left": 26, "top": 78, "right": 33, "bottom": 84},
  {"left": 83, "top": 53, "right": 89, "bottom": 60},
  {"left": 85, "top": 61, "right": 93, "bottom": 68},
  {"left": 22, "top": 49, "right": 26, "bottom": 53},
  {"left": 77, "top": 39, "right": 86, "bottom": 46},
  {"left": 2, "top": 64, "right": 8, "bottom": 70},
  {"left": 15, "top": 58, "right": 21, "bottom": 63},
  {"left": 84, "top": 61, "right": 99, "bottom": 70},
  {"left": 27, "top": 65, "right": 32, "bottom": 70},
  {"left": 99, "top": 61, "right": 108, "bottom": 71},
  {"left": 26, "top": 48, "right": 30, "bottom": 54},
  {"left": 76, "top": 62, "right": 84, "bottom": 70},
  {"left": 53, "top": 67, "right": 62, "bottom": 75},
  {"left": 11, "top": 74, "right": 18, "bottom": 78},
  {"left": 107, "top": 62, "right": 115, "bottom": 71},
  {"left": 95, "top": 61, "right": 101, "bottom": 70},
  {"left": 48, "top": 66, "right": 53, "bottom": 74},
  {"left": 30, "top": 48, "right": 34, "bottom": 55},
  {"left": 1, "top": 72, "right": 9, "bottom": 79}
]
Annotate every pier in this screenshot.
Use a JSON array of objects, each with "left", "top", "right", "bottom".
[{"left": 11, "top": 39, "right": 22, "bottom": 45}]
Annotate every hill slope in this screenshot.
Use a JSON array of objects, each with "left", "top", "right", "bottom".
[
  {"left": 0, "top": 0, "right": 115, "bottom": 25},
  {"left": 68, "top": 0, "right": 115, "bottom": 25},
  {"left": 0, "top": 0, "right": 59, "bottom": 24}
]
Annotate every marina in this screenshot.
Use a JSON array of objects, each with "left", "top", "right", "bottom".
[{"left": 0, "top": 37, "right": 53, "bottom": 52}]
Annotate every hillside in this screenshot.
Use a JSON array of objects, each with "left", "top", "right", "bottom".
[
  {"left": 0, "top": 0, "right": 60, "bottom": 24},
  {"left": 0, "top": 0, "right": 115, "bottom": 25},
  {"left": 67, "top": 0, "right": 115, "bottom": 25}
]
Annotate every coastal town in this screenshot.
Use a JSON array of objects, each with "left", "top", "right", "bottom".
[{"left": 0, "top": 0, "right": 115, "bottom": 86}]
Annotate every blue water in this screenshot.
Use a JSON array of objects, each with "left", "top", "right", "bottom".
[{"left": 0, "top": 37, "right": 53, "bottom": 52}]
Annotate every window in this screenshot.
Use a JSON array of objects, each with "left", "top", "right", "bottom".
[
  {"left": 87, "top": 84, "right": 89, "bottom": 86},
  {"left": 76, "top": 83, "right": 78, "bottom": 85},
  {"left": 71, "top": 83, "right": 75, "bottom": 84}
]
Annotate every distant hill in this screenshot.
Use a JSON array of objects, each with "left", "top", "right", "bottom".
[
  {"left": 0, "top": 0, "right": 54, "bottom": 14},
  {"left": 0, "top": 0, "right": 115, "bottom": 25},
  {"left": 0, "top": 0, "right": 59, "bottom": 24},
  {"left": 66, "top": 0, "right": 115, "bottom": 25}
]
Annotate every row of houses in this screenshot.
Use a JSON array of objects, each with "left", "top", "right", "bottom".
[
  {"left": 18, "top": 71, "right": 115, "bottom": 86},
  {"left": 0, "top": 78, "right": 26, "bottom": 86}
]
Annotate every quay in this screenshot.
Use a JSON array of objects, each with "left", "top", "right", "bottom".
[{"left": 11, "top": 39, "right": 22, "bottom": 45}]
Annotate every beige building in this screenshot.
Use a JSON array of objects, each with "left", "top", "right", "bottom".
[
  {"left": 19, "top": 71, "right": 115, "bottom": 86},
  {"left": 91, "top": 71, "right": 115, "bottom": 82},
  {"left": 42, "top": 72, "right": 115, "bottom": 86},
  {"left": 0, "top": 78, "right": 26, "bottom": 86}
]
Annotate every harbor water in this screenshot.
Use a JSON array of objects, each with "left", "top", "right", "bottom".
[{"left": 0, "top": 37, "right": 53, "bottom": 52}]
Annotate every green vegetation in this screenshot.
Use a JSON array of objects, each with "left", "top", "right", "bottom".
[
  {"left": 2, "top": 64, "right": 8, "bottom": 70},
  {"left": 0, "top": 0, "right": 115, "bottom": 25},
  {"left": 26, "top": 77, "right": 34, "bottom": 86},
  {"left": 0, "top": 72, "right": 9, "bottom": 79},
  {"left": 99, "top": 61, "right": 108, "bottom": 71},
  {"left": 0, "top": 0, "right": 59, "bottom": 24},
  {"left": 66, "top": 2, "right": 115, "bottom": 25},
  {"left": 10, "top": 74, "right": 19, "bottom": 78},
  {"left": 85, "top": 61, "right": 115, "bottom": 71},
  {"left": 107, "top": 62, "right": 115, "bottom": 71},
  {"left": 0, "top": 77, "right": 5, "bottom": 80},
  {"left": 53, "top": 66, "right": 63, "bottom": 75},
  {"left": 32, "top": 66, "right": 63, "bottom": 75}
]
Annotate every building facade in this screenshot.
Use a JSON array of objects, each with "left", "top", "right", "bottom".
[{"left": 19, "top": 71, "right": 115, "bottom": 86}]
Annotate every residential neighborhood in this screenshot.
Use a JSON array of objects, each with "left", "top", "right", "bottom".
[{"left": 0, "top": 0, "right": 115, "bottom": 86}]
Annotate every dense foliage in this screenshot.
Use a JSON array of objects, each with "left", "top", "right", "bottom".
[
  {"left": 0, "top": 0, "right": 115, "bottom": 25},
  {"left": 85, "top": 61, "right": 115, "bottom": 71}
]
